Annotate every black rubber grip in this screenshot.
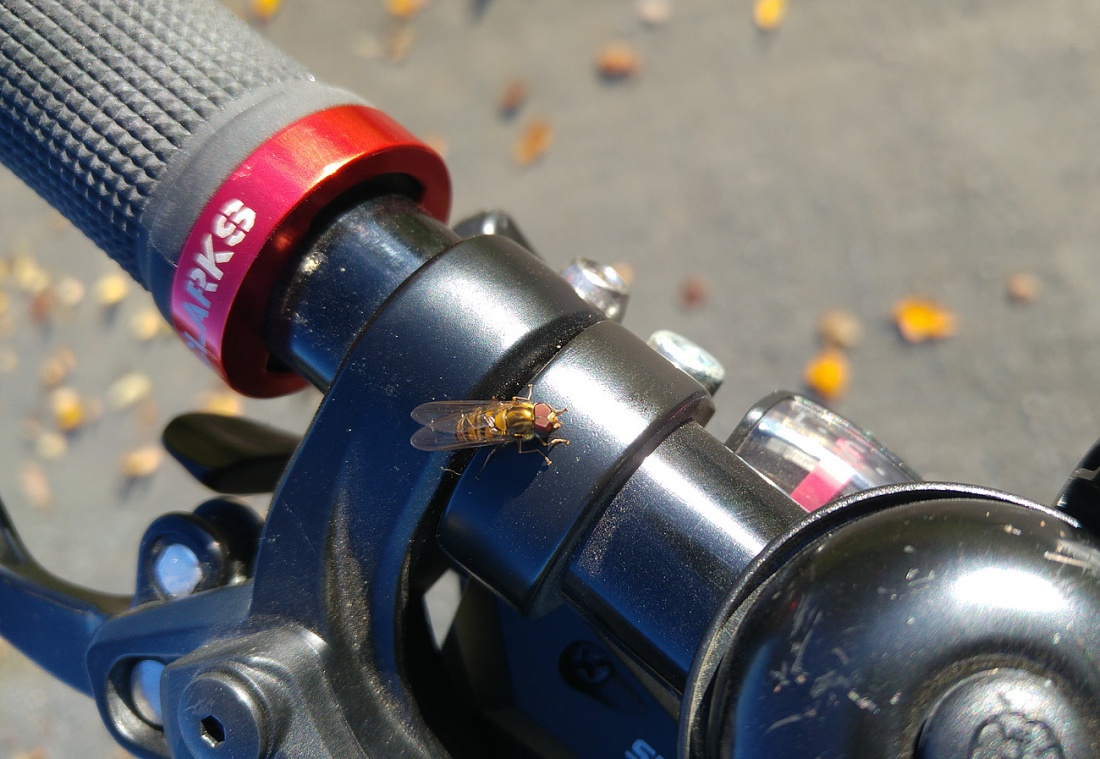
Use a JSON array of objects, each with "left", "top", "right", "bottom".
[{"left": 0, "top": 0, "right": 312, "bottom": 286}]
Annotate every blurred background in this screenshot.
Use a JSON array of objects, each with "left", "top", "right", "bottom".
[{"left": 2, "top": 0, "right": 1100, "bottom": 755}]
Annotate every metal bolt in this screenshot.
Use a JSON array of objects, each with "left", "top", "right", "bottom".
[
  {"left": 560, "top": 258, "right": 630, "bottom": 322},
  {"left": 130, "top": 659, "right": 166, "bottom": 727},
  {"left": 647, "top": 329, "right": 725, "bottom": 395},
  {"left": 180, "top": 671, "right": 272, "bottom": 759},
  {"left": 452, "top": 209, "right": 537, "bottom": 253},
  {"left": 153, "top": 542, "right": 204, "bottom": 597},
  {"left": 560, "top": 641, "right": 614, "bottom": 691}
]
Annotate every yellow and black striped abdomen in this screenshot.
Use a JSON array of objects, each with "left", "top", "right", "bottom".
[{"left": 453, "top": 404, "right": 536, "bottom": 444}]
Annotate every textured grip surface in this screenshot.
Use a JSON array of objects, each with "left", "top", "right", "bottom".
[{"left": 0, "top": 0, "right": 312, "bottom": 283}]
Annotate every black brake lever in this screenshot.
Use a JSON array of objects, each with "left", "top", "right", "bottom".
[{"left": 0, "top": 497, "right": 129, "bottom": 694}]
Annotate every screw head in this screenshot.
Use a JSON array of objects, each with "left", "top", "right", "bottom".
[
  {"left": 180, "top": 672, "right": 271, "bottom": 759},
  {"left": 560, "top": 258, "right": 630, "bottom": 322},
  {"left": 647, "top": 329, "right": 725, "bottom": 395},
  {"left": 152, "top": 542, "right": 204, "bottom": 597},
  {"left": 560, "top": 641, "right": 615, "bottom": 691}
]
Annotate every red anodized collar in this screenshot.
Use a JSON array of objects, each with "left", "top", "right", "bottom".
[{"left": 170, "top": 104, "right": 451, "bottom": 397}]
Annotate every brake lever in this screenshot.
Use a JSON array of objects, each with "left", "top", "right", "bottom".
[{"left": 0, "top": 497, "right": 129, "bottom": 695}]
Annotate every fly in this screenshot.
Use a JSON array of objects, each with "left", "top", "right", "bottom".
[{"left": 410, "top": 386, "right": 569, "bottom": 465}]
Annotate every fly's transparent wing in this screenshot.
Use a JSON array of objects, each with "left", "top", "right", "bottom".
[{"left": 409, "top": 400, "right": 509, "bottom": 451}]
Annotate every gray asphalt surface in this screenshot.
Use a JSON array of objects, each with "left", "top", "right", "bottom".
[{"left": 3, "top": 0, "right": 1100, "bottom": 755}]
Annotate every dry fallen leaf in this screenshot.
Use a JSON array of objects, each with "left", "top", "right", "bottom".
[
  {"left": 637, "top": 0, "right": 672, "bottom": 26},
  {"left": 817, "top": 309, "right": 864, "bottom": 349},
  {"left": 49, "top": 387, "right": 86, "bottom": 432},
  {"left": 20, "top": 461, "right": 51, "bottom": 513},
  {"left": 35, "top": 432, "right": 67, "bottom": 461},
  {"left": 386, "top": 24, "right": 415, "bottom": 62},
  {"left": 12, "top": 749, "right": 48, "bottom": 759},
  {"left": 387, "top": 0, "right": 427, "bottom": 20},
  {"left": 250, "top": 0, "right": 282, "bottom": 21},
  {"left": 121, "top": 445, "right": 164, "bottom": 479},
  {"left": 12, "top": 252, "right": 49, "bottom": 294},
  {"left": 200, "top": 390, "right": 243, "bottom": 417},
  {"left": 55, "top": 276, "right": 85, "bottom": 308},
  {"left": 1007, "top": 271, "right": 1039, "bottom": 303},
  {"left": 512, "top": 119, "right": 554, "bottom": 166},
  {"left": 679, "top": 275, "right": 710, "bottom": 310},
  {"left": 28, "top": 287, "right": 57, "bottom": 325},
  {"left": 804, "top": 347, "right": 850, "bottom": 401},
  {"left": 892, "top": 297, "right": 957, "bottom": 343},
  {"left": 498, "top": 79, "right": 529, "bottom": 119},
  {"left": 130, "top": 307, "right": 170, "bottom": 341},
  {"left": 107, "top": 372, "right": 154, "bottom": 411},
  {"left": 39, "top": 347, "right": 76, "bottom": 388},
  {"left": 94, "top": 272, "right": 129, "bottom": 307},
  {"left": 753, "top": 0, "right": 789, "bottom": 31},
  {"left": 596, "top": 42, "right": 642, "bottom": 80}
]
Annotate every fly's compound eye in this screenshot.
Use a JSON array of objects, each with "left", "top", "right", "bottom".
[{"left": 533, "top": 402, "right": 559, "bottom": 435}]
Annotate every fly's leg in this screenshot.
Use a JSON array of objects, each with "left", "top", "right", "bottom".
[
  {"left": 513, "top": 384, "right": 535, "bottom": 403},
  {"left": 512, "top": 435, "right": 550, "bottom": 464},
  {"left": 476, "top": 445, "right": 501, "bottom": 479}
]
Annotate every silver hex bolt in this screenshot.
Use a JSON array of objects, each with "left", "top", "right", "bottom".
[
  {"left": 560, "top": 258, "right": 630, "bottom": 322},
  {"left": 647, "top": 329, "right": 726, "bottom": 395}
]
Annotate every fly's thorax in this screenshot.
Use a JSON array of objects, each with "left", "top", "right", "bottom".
[{"left": 504, "top": 403, "right": 536, "bottom": 438}]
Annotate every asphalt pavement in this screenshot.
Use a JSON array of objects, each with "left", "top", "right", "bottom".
[{"left": 2, "top": 0, "right": 1100, "bottom": 755}]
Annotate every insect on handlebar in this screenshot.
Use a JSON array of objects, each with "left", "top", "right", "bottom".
[{"left": 410, "top": 386, "right": 569, "bottom": 465}]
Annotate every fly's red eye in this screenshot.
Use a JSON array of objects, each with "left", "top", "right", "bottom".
[{"left": 533, "top": 402, "right": 555, "bottom": 434}]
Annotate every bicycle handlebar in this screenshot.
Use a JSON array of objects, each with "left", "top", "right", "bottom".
[{"left": 0, "top": 0, "right": 450, "bottom": 396}]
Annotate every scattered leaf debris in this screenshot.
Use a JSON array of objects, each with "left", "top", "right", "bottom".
[
  {"left": 55, "top": 276, "right": 84, "bottom": 308},
  {"left": 130, "top": 307, "right": 170, "bottom": 341},
  {"left": 817, "top": 308, "right": 864, "bottom": 349},
  {"left": 512, "top": 118, "right": 554, "bottom": 166},
  {"left": 106, "top": 372, "right": 154, "bottom": 411},
  {"left": 12, "top": 252, "right": 49, "bottom": 294},
  {"left": 498, "top": 79, "right": 529, "bottom": 119},
  {"left": 387, "top": 0, "right": 427, "bottom": 20},
  {"left": 35, "top": 432, "right": 67, "bottom": 461},
  {"left": 596, "top": 42, "right": 642, "bottom": 80},
  {"left": 892, "top": 297, "right": 957, "bottom": 343},
  {"left": 250, "top": 0, "right": 282, "bottom": 22},
  {"left": 637, "top": 0, "right": 672, "bottom": 27},
  {"left": 753, "top": 0, "right": 789, "bottom": 31},
  {"left": 1007, "top": 271, "right": 1039, "bottom": 304},
  {"left": 39, "top": 347, "right": 76, "bottom": 388},
  {"left": 94, "top": 273, "right": 129, "bottom": 307},
  {"left": 200, "top": 390, "right": 244, "bottom": 417},
  {"left": 386, "top": 24, "right": 416, "bottom": 63},
  {"left": 804, "top": 347, "right": 850, "bottom": 401},
  {"left": 49, "top": 387, "right": 86, "bottom": 432},
  {"left": 28, "top": 287, "right": 57, "bottom": 325},
  {"left": 679, "top": 274, "right": 710, "bottom": 310},
  {"left": 12, "top": 749, "right": 48, "bottom": 759},
  {"left": 120, "top": 445, "right": 164, "bottom": 479},
  {"left": 20, "top": 461, "right": 51, "bottom": 513}
]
